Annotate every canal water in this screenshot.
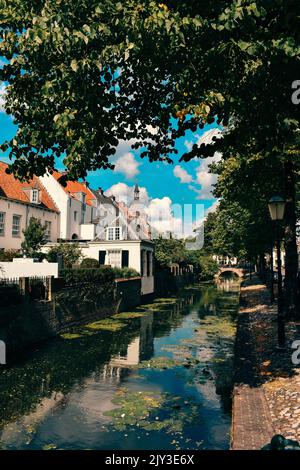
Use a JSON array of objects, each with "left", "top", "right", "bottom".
[{"left": 0, "top": 277, "right": 240, "bottom": 450}]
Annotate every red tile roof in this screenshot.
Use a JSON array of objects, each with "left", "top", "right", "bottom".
[
  {"left": 0, "top": 162, "right": 59, "bottom": 212},
  {"left": 52, "top": 171, "right": 96, "bottom": 207}
]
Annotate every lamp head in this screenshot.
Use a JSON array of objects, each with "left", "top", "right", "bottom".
[{"left": 268, "top": 196, "right": 286, "bottom": 221}]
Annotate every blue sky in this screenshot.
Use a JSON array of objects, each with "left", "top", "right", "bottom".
[{"left": 0, "top": 90, "right": 220, "bottom": 235}]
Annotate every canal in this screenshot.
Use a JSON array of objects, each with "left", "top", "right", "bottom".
[{"left": 0, "top": 277, "right": 240, "bottom": 450}]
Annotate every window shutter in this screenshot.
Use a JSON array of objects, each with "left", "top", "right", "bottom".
[
  {"left": 99, "top": 251, "right": 106, "bottom": 265},
  {"left": 122, "top": 250, "right": 129, "bottom": 268}
]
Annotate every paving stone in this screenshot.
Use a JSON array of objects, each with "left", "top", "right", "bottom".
[{"left": 231, "top": 274, "right": 300, "bottom": 450}]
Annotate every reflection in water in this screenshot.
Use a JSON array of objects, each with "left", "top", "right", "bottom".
[{"left": 0, "top": 277, "right": 240, "bottom": 450}]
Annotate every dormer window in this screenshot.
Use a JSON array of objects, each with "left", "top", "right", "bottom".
[
  {"left": 106, "top": 226, "right": 122, "bottom": 241},
  {"left": 31, "top": 189, "right": 40, "bottom": 204}
]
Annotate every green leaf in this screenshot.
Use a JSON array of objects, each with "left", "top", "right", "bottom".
[{"left": 70, "top": 59, "right": 78, "bottom": 72}]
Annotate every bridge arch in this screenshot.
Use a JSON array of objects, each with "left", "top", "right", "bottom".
[{"left": 216, "top": 267, "right": 244, "bottom": 279}]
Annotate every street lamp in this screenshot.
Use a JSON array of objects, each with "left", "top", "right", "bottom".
[{"left": 268, "top": 196, "right": 286, "bottom": 350}]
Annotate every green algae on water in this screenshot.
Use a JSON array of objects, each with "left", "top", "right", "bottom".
[
  {"left": 61, "top": 333, "right": 83, "bottom": 340},
  {"left": 104, "top": 389, "right": 200, "bottom": 435},
  {"left": 85, "top": 319, "right": 126, "bottom": 332},
  {"left": 113, "top": 312, "right": 146, "bottom": 320}
]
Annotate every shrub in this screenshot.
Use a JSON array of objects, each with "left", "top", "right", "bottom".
[
  {"left": 61, "top": 266, "right": 115, "bottom": 285},
  {"left": 0, "top": 249, "right": 22, "bottom": 262},
  {"left": 46, "top": 242, "right": 82, "bottom": 268},
  {"left": 198, "top": 256, "right": 219, "bottom": 281},
  {"left": 80, "top": 258, "right": 99, "bottom": 269},
  {"left": 0, "top": 283, "right": 24, "bottom": 325},
  {"left": 0, "top": 283, "right": 23, "bottom": 306},
  {"left": 112, "top": 267, "right": 140, "bottom": 279}
]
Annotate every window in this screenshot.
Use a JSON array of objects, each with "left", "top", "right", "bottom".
[
  {"left": 31, "top": 189, "right": 39, "bottom": 204},
  {"left": 0, "top": 212, "right": 5, "bottom": 236},
  {"left": 45, "top": 221, "right": 51, "bottom": 240},
  {"left": 107, "top": 250, "right": 121, "bottom": 268},
  {"left": 74, "top": 211, "right": 77, "bottom": 222},
  {"left": 12, "top": 215, "right": 21, "bottom": 237},
  {"left": 106, "top": 226, "right": 122, "bottom": 241}
]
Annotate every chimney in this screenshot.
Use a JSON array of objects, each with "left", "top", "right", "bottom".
[{"left": 98, "top": 187, "right": 104, "bottom": 195}]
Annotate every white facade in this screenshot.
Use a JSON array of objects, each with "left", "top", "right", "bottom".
[
  {"left": 80, "top": 240, "right": 154, "bottom": 296},
  {"left": 0, "top": 197, "right": 59, "bottom": 251},
  {"left": 0, "top": 258, "right": 59, "bottom": 279},
  {"left": 39, "top": 173, "right": 95, "bottom": 240}
]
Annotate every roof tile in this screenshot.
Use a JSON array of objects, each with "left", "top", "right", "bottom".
[{"left": 0, "top": 162, "right": 59, "bottom": 212}]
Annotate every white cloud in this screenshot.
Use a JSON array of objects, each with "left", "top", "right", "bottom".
[
  {"left": 145, "top": 196, "right": 183, "bottom": 236},
  {"left": 188, "top": 151, "right": 222, "bottom": 199},
  {"left": 113, "top": 152, "right": 141, "bottom": 179},
  {"left": 105, "top": 183, "right": 203, "bottom": 239},
  {"left": 105, "top": 182, "right": 149, "bottom": 205},
  {"left": 197, "top": 128, "right": 222, "bottom": 146},
  {"left": 173, "top": 165, "right": 193, "bottom": 184},
  {"left": 184, "top": 140, "right": 193, "bottom": 152}
]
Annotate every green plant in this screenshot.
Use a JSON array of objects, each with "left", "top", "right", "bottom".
[
  {"left": 80, "top": 258, "right": 99, "bottom": 269},
  {"left": 198, "top": 256, "right": 219, "bottom": 281},
  {"left": 0, "top": 283, "right": 23, "bottom": 306},
  {"left": 61, "top": 267, "right": 115, "bottom": 286},
  {"left": 21, "top": 218, "right": 48, "bottom": 257},
  {"left": 46, "top": 243, "right": 82, "bottom": 268},
  {"left": 154, "top": 238, "right": 187, "bottom": 269},
  {"left": 112, "top": 267, "right": 139, "bottom": 279},
  {"left": 0, "top": 249, "right": 22, "bottom": 262}
]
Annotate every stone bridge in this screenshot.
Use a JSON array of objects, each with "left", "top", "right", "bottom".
[{"left": 216, "top": 267, "right": 245, "bottom": 279}]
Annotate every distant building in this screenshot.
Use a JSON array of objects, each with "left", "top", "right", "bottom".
[{"left": 0, "top": 162, "right": 59, "bottom": 251}]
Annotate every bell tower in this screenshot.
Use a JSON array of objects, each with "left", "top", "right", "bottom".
[{"left": 134, "top": 183, "right": 140, "bottom": 201}]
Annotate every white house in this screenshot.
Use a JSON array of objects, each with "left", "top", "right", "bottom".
[
  {"left": 0, "top": 161, "right": 59, "bottom": 251},
  {"left": 81, "top": 239, "right": 154, "bottom": 296},
  {"left": 39, "top": 171, "right": 97, "bottom": 241}
]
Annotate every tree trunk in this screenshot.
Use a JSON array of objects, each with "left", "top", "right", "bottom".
[{"left": 283, "top": 159, "right": 298, "bottom": 319}]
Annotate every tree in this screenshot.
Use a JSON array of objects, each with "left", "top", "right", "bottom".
[
  {"left": 185, "top": 249, "right": 218, "bottom": 280},
  {"left": 1, "top": 1, "right": 299, "bottom": 312},
  {"left": 46, "top": 242, "right": 82, "bottom": 268},
  {"left": 21, "top": 217, "right": 47, "bottom": 257},
  {"left": 154, "top": 238, "right": 186, "bottom": 269},
  {"left": 212, "top": 151, "right": 300, "bottom": 316},
  {"left": 1, "top": 1, "right": 299, "bottom": 178}
]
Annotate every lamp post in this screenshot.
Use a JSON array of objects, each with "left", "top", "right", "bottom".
[{"left": 268, "top": 196, "right": 286, "bottom": 350}]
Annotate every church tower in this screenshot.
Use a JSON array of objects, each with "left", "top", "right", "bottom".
[{"left": 134, "top": 183, "right": 140, "bottom": 201}]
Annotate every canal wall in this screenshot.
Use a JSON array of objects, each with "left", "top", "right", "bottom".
[
  {"left": 0, "top": 277, "right": 141, "bottom": 357},
  {"left": 154, "top": 270, "right": 194, "bottom": 297}
]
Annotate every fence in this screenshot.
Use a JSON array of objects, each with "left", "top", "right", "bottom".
[
  {"left": 1, "top": 275, "right": 54, "bottom": 302},
  {"left": 0, "top": 277, "right": 19, "bottom": 287}
]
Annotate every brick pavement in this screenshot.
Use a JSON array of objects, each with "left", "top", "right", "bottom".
[{"left": 231, "top": 275, "right": 300, "bottom": 450}]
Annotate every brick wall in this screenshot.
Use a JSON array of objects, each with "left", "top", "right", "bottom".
[
  {"left": 115, "top": 277, "right": 141, "bottom": 312},
  {"left": 2, "top": 277, "right": 142, "bottom": 357}
]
